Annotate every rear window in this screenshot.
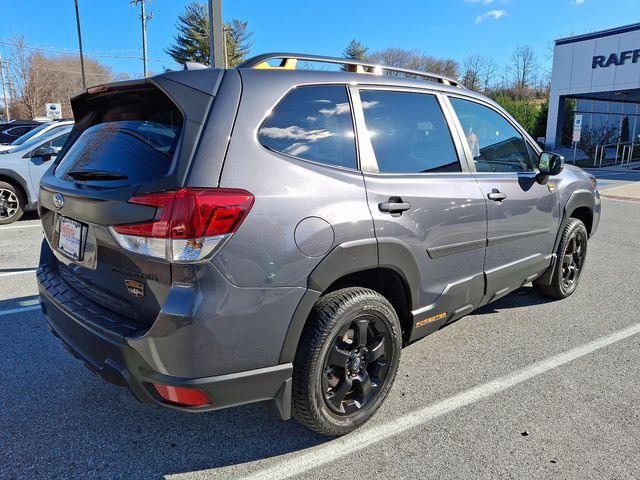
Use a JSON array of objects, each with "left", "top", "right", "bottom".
[
  {"left": 55, "top": 86, "right": 183, "bottom": 183},
  {"left": 258, "top": 85, "right": 357, "bottom": 169}
]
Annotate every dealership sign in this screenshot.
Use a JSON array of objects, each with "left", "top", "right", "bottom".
[
  {"left": 572, "top": 115, "right": 582, "bottom": 143},
  {"left": 592, "top": 49, "right": 640, "bottom": 69},
  {"left": 46, "top": 103, "right": 62, "bottom": 119}
]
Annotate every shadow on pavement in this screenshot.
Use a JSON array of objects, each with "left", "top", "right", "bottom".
[
  {"left": 16, "top": 211, "right": 40, "bottom": 221},
  {"left": 0, "top": 285, "right": 558, "bottom": 478},
  {"left": 472, "top": 286, "right": 554, "bottom": 316},
  {"left": 0, "top": 294, "right": 40, "bottom": 310},
  {"left": 0, "top": 294, "right": 327, "bottom": 479}
]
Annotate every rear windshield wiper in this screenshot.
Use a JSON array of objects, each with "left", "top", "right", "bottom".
[{"left": 66, "top": 169, "right": 129, "bottom": 181}]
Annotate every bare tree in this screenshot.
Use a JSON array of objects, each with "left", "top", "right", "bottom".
[
  {"left": 480, "top": 57, "right": 499, "bottom": 92},
  {"left": 509, "top": 44, "right": 538, "bottom": 94},
  {"left": 8, "top": 36, "right": 45, "bottom": 119},
  {"left": 368, "top": 48, "right": 459, "bottom": 79},
  {"left": 462, "top": 54, "right": 486, "bottom": 91},
  {"left": 6, "top": 36, "right": 113, "bottom": 119}
]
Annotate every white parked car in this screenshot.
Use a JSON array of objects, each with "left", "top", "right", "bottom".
[
  {"left": 0, "top": 120, "right": 74, "bottom": 153},
  {"left": 0, "top": 125, "right": 72, "bottom": 224}
]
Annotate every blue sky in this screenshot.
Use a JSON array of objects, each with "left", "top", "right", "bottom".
[{"left": 1, "top": 0, "right": 638, "bottom": 78}]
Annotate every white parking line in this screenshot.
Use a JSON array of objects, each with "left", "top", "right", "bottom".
[
  {"left": 230, "top": 321, "right": 640, "bottom": 480},
  {"left": 0, "top": 223, "right": 42, "bottom": 230},
  {"left": 0, "top": 269, "right": 37, "bottom": 278},
  {"left": 0, "top": 305, "right": 40, "bottom": 317}
]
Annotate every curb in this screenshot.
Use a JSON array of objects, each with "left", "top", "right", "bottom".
[{"left": 600, "top": 194, "right": 640, "bottom": 203}]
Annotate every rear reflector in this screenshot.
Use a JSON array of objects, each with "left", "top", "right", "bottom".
[
  {"left": 110, "top": 188, "right": 254, "bottom": 263},
  {"left": 153, "top": 384, "right": 211, "bottom": 407}
]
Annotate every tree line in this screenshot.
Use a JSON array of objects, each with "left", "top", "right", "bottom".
[
  {"left": 4, "top": 0, "right": 551, "bottom": 141},
  {"left": 343, "top": 39, "right": 550, "bottom": 140}
]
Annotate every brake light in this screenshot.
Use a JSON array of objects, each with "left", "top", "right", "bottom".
[
  {"left": 153, "top": 384, "right": 210, "bottom": 407},
  {"left": 110, "top": 188, "right": 254, "bottom": 262}
]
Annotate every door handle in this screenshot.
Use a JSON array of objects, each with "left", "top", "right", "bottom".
[
  {"left": 487, "top": 189, "right": 507, "bottom": 202},
  {"left": 379, "top": 197, "right": 411, "bottom": 217}
]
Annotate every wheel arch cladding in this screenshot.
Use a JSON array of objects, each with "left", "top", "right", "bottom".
[
  {"left": 279, "top": 239, "right": 419, "bottom": 363},
  {"left": 537, "top": 189, "right": 595, "bottom": 287},
  {"left": 562, "top": 189, "right": 595, "bottom": 240},
  {"left": 0, "top": 172, "right": 29, "bottom": 205}
]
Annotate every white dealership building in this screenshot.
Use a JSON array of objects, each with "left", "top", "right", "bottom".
[{"left": 546, "top": 23, "right": 640, "bottom": 149}]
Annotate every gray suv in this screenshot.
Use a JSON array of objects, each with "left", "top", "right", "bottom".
[{"left": 37, "top": 53, "right": 600, "bottom": 436}]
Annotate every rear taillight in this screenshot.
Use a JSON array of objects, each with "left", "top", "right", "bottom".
[{"left": 110, "top": 188, "right": 254, "bottom": 263}]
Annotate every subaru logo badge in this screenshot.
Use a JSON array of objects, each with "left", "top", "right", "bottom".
[{"left": 53, "top": 193, "right": 64, "bottom": 209}]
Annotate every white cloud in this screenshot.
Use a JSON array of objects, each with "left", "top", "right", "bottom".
[
  {"left": 319, "top": 102, "right": 351, "bottom": 116},
  {"left": 260, "top": 125, "right": 332, "bottom": 141},
  {"left": 475, "top": 9, "right": 507, "bottom": 24},
  {"left": 570, "top": 0, "right": 585, "bottom": 4}
]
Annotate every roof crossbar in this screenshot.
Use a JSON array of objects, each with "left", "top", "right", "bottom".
[{"left": 238, "top": 53, "right": 464, "bottom": 88}]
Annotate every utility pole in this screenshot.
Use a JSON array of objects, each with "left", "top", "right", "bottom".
[
  {"left": 208, "top": 0, "right": 224, "bottom": 68},
  {"left": 131, "top": 0, "right": 152, "bottom": 77},
  {"left": 0, "top": 57, "right": 9, "bottom": 122},
  {"left": 74, "top": 0, "right": 87, "bottom": 89}
]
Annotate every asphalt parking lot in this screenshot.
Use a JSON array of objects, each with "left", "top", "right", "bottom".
[{"left": 1, "top": 198, "right": 639, "bottom": 480}]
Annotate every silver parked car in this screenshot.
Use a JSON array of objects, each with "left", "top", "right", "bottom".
[
  {"left": 37, "top": 54, "right": 599, "bottom": 436},
  {"left": 0, "top": 125, "right": 72, "bottom": 224}
]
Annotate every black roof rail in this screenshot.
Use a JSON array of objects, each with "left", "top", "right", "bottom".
[{"left": 238, "top": 52, "right": 463, "bottom": 88}]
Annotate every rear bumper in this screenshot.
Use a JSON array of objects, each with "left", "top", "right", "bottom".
[{"left": 37, "top": 265, "right": 293, "bottom": 419}]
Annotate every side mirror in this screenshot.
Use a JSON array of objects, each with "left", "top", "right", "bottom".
[
  {"left": 32, "top": 145, "right": 59, "bottom": 161},
  {"left": 537, "top": 152, "right": 564, "bottom": 180}
]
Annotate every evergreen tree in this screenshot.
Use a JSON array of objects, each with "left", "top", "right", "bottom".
[
  {"left": 343, "top": 39, "right": 369, "bottom": 60},
  {"left": 225, "top": 19, "right": 253, "bottom": 67},
  {"left": 165, "top": 1, "right": 210, "bottom": 65},
  {"left": 165, "top": 1, "right": 252, "bottom": 67}
]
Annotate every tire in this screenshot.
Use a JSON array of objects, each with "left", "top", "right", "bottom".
[
  {"left": 533, "top": 218, "right": 588, "bottom": 300},
  {"left": 0, "top": 181, "right": 25, "bottom": 225},
  {"left": 292, "top": 287, "right": 402, "bottom": 436}
]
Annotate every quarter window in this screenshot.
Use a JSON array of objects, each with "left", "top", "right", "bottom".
[
  {"left": 449, "top": 98, "right": 534, "bottom": 173},
  {"left": 359, "top": 90, "right": 461, "bottom": 174},
  {"left": 258, "top": 85, "right": 357, "bottom": 169}
]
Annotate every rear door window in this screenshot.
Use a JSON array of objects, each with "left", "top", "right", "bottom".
[
  {"left": 359, "top": 90, "right": 461, "bottom": 174},
  {"left": 55, "top": 86, "right": 183, "bottom": 183},
  {"left": 258, "top": 85, "right": 357, "bottom": 169}
]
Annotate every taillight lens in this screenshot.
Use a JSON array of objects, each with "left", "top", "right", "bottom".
[{"left": 110, "top": 188, "right": 254, "bottom": 262}]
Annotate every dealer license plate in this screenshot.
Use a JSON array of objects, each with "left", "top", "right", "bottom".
[{"left": 57, "top": 217, "right": 85, "bottom": 261}]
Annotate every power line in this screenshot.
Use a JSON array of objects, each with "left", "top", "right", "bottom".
[
  {"left": 0, "top": 39, "right": 179, "bottom": 65},
  {"left": 0, "top": 37, "right": 141, "bottom": 55},
  {"left": 27, "top": 66, "right": 113, "bottom": 76}
]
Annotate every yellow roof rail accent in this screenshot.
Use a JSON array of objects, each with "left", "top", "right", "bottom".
[
  {"left": 239, "top": 53, "right": 464, "bottom": 88},
  {"left": 254, "top": 58, "right": 298, "bottom": 70}
]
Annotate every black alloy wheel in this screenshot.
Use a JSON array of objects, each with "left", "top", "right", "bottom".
[
  {"left": 322, "top": 314, "right": 391, "bottom": 415},
  {"left": 293, "top": 287, "right": 402, "bottom": 436},
  {"left": 561, "top": 231, "right": 586, "bottom": 290},
  {"left": 534, "top": 218, "right": 588, "bottom": 299}
]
